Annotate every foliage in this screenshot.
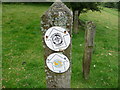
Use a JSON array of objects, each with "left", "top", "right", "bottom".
[
  {"left": 65, "top": 2, "right": 101, "bottom": 15},
  {"left": 2, "top": 3, "right": 118, "bottom": 88},
  {"left": 101, "top": 2, "right": 118, "bottom": 9}
]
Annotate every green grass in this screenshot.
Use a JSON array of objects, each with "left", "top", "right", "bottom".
[
  {"left": 2, "top": 3, "right": 118, "bottom": 88},
  {"left": 0, "top": 2, "right": 2, "bottom": 89}
]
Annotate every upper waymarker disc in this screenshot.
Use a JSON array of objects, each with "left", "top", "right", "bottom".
[{"left": 44, "top": 26, "right": 71, "bottom": 51}]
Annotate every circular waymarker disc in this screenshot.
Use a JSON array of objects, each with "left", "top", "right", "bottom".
[
  {"left": 44, "top": 26, "right": 71, "bottom": 51},
  {"left": 46, "top": 53, "right": 70, "bottom": 73}
]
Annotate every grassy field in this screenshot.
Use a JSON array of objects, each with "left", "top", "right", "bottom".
[
  {"left": 0, "top": 3, "right": 2, "bottom": 88},
  {"left": 2, "top": 3, "right": 118, "bottom": 88}
]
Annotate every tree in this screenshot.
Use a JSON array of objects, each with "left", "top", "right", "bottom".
[
  {"left": 102, "top": 2, "right": 118, "bottom": 9},
  {"left": 66, "top": 2, "right": 100, "bottom": 34}
]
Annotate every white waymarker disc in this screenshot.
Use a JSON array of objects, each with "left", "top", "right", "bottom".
[
  {"left": 44, "top": 26, "right": 71, "bottom": 51},
  {"left": 46, "top": 53, "right": 70, "bottom": 73}
]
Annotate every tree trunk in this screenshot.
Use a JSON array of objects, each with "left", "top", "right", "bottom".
[{"left": 73, "top": 10, "right": 79, "bottom": 34}]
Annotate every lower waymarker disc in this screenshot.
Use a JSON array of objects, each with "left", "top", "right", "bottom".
[{"left": 46, "top": 53, "right": 70, "bottom": 73}]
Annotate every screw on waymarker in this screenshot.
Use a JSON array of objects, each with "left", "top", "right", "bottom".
[
  {"left": 64, "top": 58, "right": 66, "bottom": 60},
  {"left": 64, "top": 31, "right": 66, "bottom": 34},
  {"left": 46, "top": 36, "right": 48, "bottom": 38}
]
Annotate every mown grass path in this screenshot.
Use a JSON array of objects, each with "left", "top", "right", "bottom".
[{"left": 2, "top": 3, "right": 118, "bottom": 88}]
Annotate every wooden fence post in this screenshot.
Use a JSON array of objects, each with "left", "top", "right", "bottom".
[
  {"left": 41, "top": 2, "right": 73, "bottom": 88},
  {"left": 82, "top": 21, "right": 96, "bottom": 80},
  {"left": 73, "top": 10, "right": 79, "bottom": 34}
]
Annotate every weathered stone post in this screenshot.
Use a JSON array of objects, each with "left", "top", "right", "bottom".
[
  {"left": 82, "top": 21, "right": 96, "bottom": 80},
  {"left": 41, "top": 2, "right": 73, "bottom": 88}
]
